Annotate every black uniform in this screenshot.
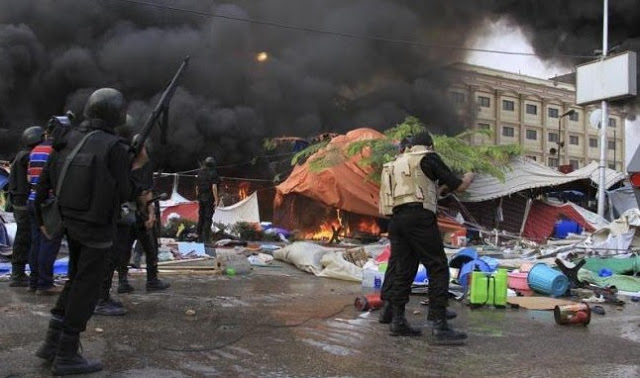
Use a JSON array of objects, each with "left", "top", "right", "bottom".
[
  {"left": 7, "top": 149, "right": 32, "bottom": 281},
  {"left": 34, "top": 120, "right": 138, "bottom": 335},
  {"left": 196, "top": 167, "right": 220, "bottom": 243},
  {"left": 382, "top": 153, "right": 461, "bottom": 319},
  {"left": 99, "top": 162, "right": 160, "bottom": 302}
]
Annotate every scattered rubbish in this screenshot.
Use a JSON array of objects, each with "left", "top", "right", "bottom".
[
  {"left": 592, "top": 305, "right": 606, "bottom": 315},
  {"left": 225, "top": 268, "right": 236, "bottom": 276},
  {"left": 185, "top": 309, "right": 196, "bottom": 316},
  {"left": 412, "top": 310, "right": 421, "bottom": 315},
  {"left": 598, "top": 268, "right": 613, "bottom": 278},
  {"left": 554, "top": 303, "right": 590, "bottom": 326},
  {"left": 95, "top": 328, "right": 104, "bottom": 333},
  {"left": 354, "top": 293, "right": 383, "bottom": 311},
  {"left": 507, "top": 297, "right": 576, "bottom": 310},
  {"left": 247, "top": 253, "right": 274, "bottom": 267},
  {"left": 631, "top": 296, "right": 640, "bottom": 302}
]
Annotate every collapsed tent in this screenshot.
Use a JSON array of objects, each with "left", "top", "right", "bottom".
[
  {"left": 160, "top": 192, "right": 260, "bottom": 226},
  {"left": 459, "top": 157, "right": 626, "bottom": 203},
  {"left": 274, "top": 128, "right": 466, "bottom": 238}
]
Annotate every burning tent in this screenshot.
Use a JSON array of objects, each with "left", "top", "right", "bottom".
[{"left": 273, "top": 128, "right": 465, "bottom": 241}]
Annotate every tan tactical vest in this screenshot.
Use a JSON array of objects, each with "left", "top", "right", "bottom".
[{"left": 379, "top": 145, "right": 437, "bottom": 216}]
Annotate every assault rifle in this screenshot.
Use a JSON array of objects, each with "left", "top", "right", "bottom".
[{"left": 131, "top": 56, "right": 190, "bottom": 155}]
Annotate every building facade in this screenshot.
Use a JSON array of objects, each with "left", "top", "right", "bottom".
[{"left": 448, "top": 63, "right": 625, "bottom": 171}]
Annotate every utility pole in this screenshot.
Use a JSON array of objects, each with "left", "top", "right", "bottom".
[{"left": 597, "top": 0, "right": 608, "bottom": 218}]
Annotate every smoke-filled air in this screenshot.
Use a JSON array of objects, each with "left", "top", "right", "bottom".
[{"left": 1, "top": 0, "right": 639, "bottom": 169}]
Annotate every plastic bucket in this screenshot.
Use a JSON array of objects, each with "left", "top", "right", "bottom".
[
  {"left": 458, "top": 259, "right": 492, "bottom": 292},
  {"left": 527, "top": 263, "right": 569, "bottom": 297},
  {"left": 449, "top": 248, "right": 478, "bottom": 269}
]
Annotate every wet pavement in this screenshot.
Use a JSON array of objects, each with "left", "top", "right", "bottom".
[{"left": 1, "top": 261, "right": 640, "bottom": 377}]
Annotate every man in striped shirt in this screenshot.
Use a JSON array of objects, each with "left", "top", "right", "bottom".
[{"left": 27, "top": 120, "right": 63, "bottom": 295}]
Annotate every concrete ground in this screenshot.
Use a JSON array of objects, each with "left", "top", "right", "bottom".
[{"left": 1, "top": 261, "right": 639, "bottom": 378}]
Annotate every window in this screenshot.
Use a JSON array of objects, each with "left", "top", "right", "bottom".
[
  {"left": 526, "top": 104, "right": 537, "bottom": 115},
  {"left": 478, "top": 123, "right": 490, "bottom": 130},
  {"left": 548, "top": 108, "right": 559, "bottom": 118},
  {"left": 570, "top": 160, "right": 579, "bottom": 170},
  {"left": 502, "top": 126, "right": 514, "bottom": 137},
  {"left": 548, "top": 133, "right": 559, "bottom": 142},
  {"left": 478, "top": 96, "right": 490, "bottom": 107},
  {"left": 589, "top": 138, "right": 598, "bottom": 148},
  {"left": 569, "top": 136, "right": 579, "bottom": 145},
  {"left": 526, "top": 130, "right": 537, "bottom": 140},
  {"left": 569, "top": 111, "right": 579, "bottom": 122},
  {"left": 502, "top": 100, "right": 514, "bottom": 111},
  {"left": 450, "top": 92, "right": 465, "bottom": 104},
  {"left": 608, "top": 118, "right": 617, "bottom": 127},
  {"left": 527, "top": 155, "right": 537, "bottom": 161},
  {"left": 608, "top": 141, "right": 616, "bottom": 150},
  {"left": 548, "top": 157, "right": 559, "bottom": 168}
]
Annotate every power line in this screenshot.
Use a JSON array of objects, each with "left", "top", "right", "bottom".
[{"left": 107, "top": 0, "right": 595, "bottom": 60}]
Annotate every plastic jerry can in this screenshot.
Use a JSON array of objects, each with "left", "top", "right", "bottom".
[
  {"left": 492, "top": 269, "right": 508, "bottom": 307},
  {"left": 469, "top": 271, "right": 489, "bottom": 305},
  {"left": 469, "top": 269, "right": 508, "bottom": 307}
]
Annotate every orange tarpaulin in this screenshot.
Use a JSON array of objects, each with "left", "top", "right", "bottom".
[{"left": 274, "top": 128, "right": 466, "bottom": 236}]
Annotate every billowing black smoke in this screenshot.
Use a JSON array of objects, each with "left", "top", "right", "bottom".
[{"left": 0, "top": 0, "right": 639, "bottom": 169}]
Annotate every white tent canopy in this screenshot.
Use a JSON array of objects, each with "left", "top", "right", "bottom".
[{"left": 460, "top": 157, "right": 626, "bottom": 203}]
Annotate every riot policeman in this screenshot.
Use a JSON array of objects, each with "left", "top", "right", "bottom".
[
  {"left": 7, "top": 126, "right": 44, "bottom": 286},
  {"left": 196, "top": 156, "right": 220, "bottom": 243},
  {"left": 33, "top": 88, "right": 147, "bottom": 375},
  {"left": 378, "top": 132, "right": 474, "bottom": 344}
]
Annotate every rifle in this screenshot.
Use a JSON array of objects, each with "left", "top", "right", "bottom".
[{"left": 131, "top": 56, "right": 190, "bottom": 155}]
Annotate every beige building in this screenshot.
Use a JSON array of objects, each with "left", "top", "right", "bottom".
[{"left": 448, "top": 63, "right": 625, "bottom": 171}]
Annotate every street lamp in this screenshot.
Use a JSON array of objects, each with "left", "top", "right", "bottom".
[{"left": 553, "top": 109, "right": 576, "bottom": 167}]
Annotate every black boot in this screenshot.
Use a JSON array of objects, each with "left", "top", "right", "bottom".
[
  {"left": 427, "top": 308, "right": 458, "bottom": 321},
  {"left": 35, "top": 318, "right": 63, "bottom": 361},
  {"left": 117, "top": 272, "right": 135, "bottom": 294},
  {"left": 389, "top": 305, "right": 422, "bottom": 337},
  {"left": 378, "top": 301, "right": 393, "bottom": 324},
  {"left": 146, "top": 279, "right": 170, "bottom": 292},
  {"left": 51, "top": 332, "right": 102, "bottom": 375},
  {"left": 94, "top": 298, "right": 127, "bottom": 316},
  {"left": 431, "top": 318, "right": 467, "bottom": 345},
  {"left": 9, "top": 265, "right": 29, "bottom": 287}
]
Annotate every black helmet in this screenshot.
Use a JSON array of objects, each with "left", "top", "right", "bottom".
[
  {"left": 21, "top": 126, "right": 45, "bottom": 147},
  {"left": 83, "top": 88, "right": 127, "bottom": 128},
  {"left": 411, "top": 132, "right": 433, "bottom": 147},
  {"left": 114, "top": 114, "right": 135, "bottom": 140},
  {"left": 204, "top": 156, "right": 216, "bottom": 168}
]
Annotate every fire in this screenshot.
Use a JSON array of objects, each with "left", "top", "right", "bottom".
[
  {"left": 237, "top": 182, "right": 250, "bottom": 200},
  {"left": 355, "top": 218, "right": 380, "bottom": 235}
]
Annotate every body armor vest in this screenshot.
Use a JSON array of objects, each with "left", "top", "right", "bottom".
[
  {"left": 52, "top": 125, "right": 122, "bottom": 225},
  {"left": 379, "top": 146, "right": 437, "bottom": 216},
  {"left": 8, "top": 150, "right": 31, "bottom": 207}
]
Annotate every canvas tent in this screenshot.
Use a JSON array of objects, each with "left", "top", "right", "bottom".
[{"left": 274, "top": 128, "right": 466, "bottom": 236}]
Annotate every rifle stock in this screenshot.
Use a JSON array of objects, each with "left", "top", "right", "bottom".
[{"left": 132, "top": 56, "right": 190, "bottom": 155}]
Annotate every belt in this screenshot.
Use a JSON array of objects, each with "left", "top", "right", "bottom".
[{"left": 392, "top": 203, "right": 423, "bottom": 214}]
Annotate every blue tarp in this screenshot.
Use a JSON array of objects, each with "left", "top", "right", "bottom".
[{"left": 0, "top": 257, "right": 69, "bottom": 276}]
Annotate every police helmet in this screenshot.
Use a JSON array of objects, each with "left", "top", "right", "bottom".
[
  {"left": 83, "top": 88, "right": 127, "bottom": 128},
  {"left": 114, "top": 114, "right": 135, "bottom": 140},
  {"left": 411, "top": 132, "right": 433, "bottom": 147},
  {"left": 204, "top": 156, "right": 216, "bottom": 168},
  {"left": 21, "top": 126, "right": 45, "bottom": 147}
]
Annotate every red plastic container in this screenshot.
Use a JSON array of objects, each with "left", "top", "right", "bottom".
[{"left": 507, "top": 272, "right": 530, "bottom": 291}]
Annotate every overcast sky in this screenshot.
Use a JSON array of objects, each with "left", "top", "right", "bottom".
[{"left": 466, "top": 19, "right": 639, "bottom": 170}]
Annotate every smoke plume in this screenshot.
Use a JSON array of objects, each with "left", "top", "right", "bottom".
[{"left": 0, "top": 0, "right": 639, "bottom": 169}]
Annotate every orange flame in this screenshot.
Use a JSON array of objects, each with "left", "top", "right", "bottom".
[
  {"left": 237, "top": 182, "right": 250, "bottom": 200},
  {"left": 355, "top": 218, "right": 381, "bottom": 235}
]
